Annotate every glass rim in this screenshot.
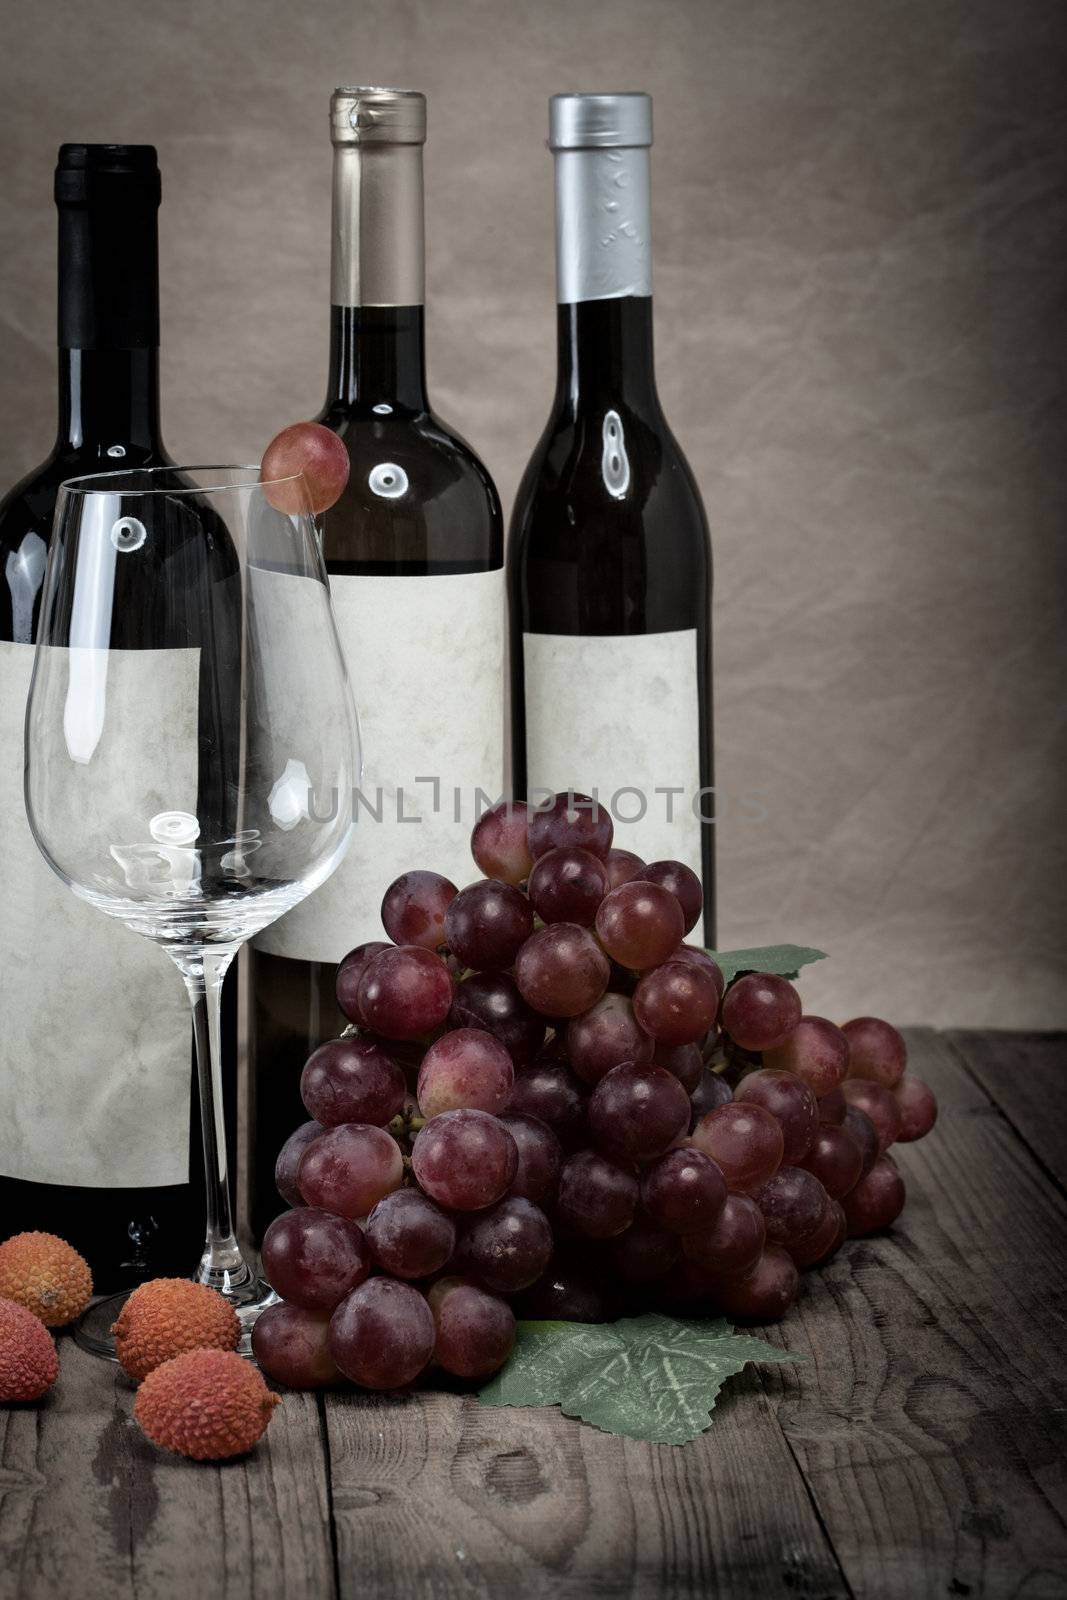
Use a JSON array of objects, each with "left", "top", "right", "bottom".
[{"left": 58, "top": 464, "right": 307, "bottom": 497}]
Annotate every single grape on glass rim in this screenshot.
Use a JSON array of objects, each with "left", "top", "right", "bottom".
[{"left": 260, "top": 420, "right": 351, "bottom": 514}]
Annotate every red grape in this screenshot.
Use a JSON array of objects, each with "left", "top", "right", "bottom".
[
  {"left": 842, "top": 1156, "right": 906, "bottom": 1235},
  {"left": 527, "top": 846, "right": 608, "bottom": 926},
  {"left": 654, "top": 1041, "right": 704, "bottom": 1093},
  {"left": 755, "top": 1166, "right": 829, "bottom": 1248},
  {"left": 444, "top": 879, "right": 533, "bottom": 971},
  {"left": 411, "top": 1108, "right": 518, "bottom": 1211},
  {"left": 416, "top": 1027, "right": 514, "bottom": 1118},
  {"left": 789, "top": 1198, "right": 846, "bottom": 1268},
  {"left": 298, "top": 1123, "right": 404, "bottom": 1218},
  {"left": 640, "top": 1146, "right": 727, "bottom": 1233},
  {"left": 448, "top": 971, "right": 545, "bottom": 1065},
  {"left": 714, "top": 1244, "right": 799, "bottom": 1322},
  {"left": 587, "top": 1061, "right": 691, "bottom": 1163},
  {"left": 514, "top": 923, "right": 610, "bottom": 1017},
  {"left": 842, "top": 1105, "right": 880, "bottom": 1178},
  {"left": 610, "top": 1217, "right": 681, "bottom": 1286},
  {"left": 893, "top": 1074, "right": 938, "bottom": 1141},
  {"left": 357, "top": 945, "right": 453, "bottom": 1040},
  {"left": 500, "top": 1113, "right": 562, "bottom": 1206},
  {"left": 427, "top": 1277, "right": 516, "bottom": 1379},
  {"left": 720, "top": 973, "right": 802, "bottom": 1051},
  {"left": 328, "top": 1278, "right": 435, "bottom": 1389},
  {"left": 670, "top": 945, "right": 725, "bottom": 990},
  {"left": 762, "top": 1015, "right": 849, "bottom": 1098},
  {"left": 365, "top": 1189, "right": 456, "bottom": 1280},
  {"left": 683, "top": 1192, "right": 766, "bottom": 1276},
  {"left": 508, "top": 1058, "right": 587, "bottom": 1146},
  {"left": 636, "top": 859, "right": 703, "bottom": 934},
  {"left": 595, "top": 880, "right": 684, "bottom": 969},
  {"left": 517, "top": 1251, "right": 620, "bottom": 1322},
  {"left": 605, "top": 848, "right": 645, "bottom": 889},
  {"left": 261, "top": 420, "right": 350, "bottom": 514},
  {"left": 556, "top": 1150, "right": 638, "bottom": 1238},
  {"left": 689, "top": 1068, "right": 733, "bottom": 1126},
  {"left": 566, "top": 992, "right": 653, "bottom": 1085},
  {"left": 453, "top": 1196, "right": 554, "bottom": 1292},
  {"left": 690, "top": 1102, "right": 784, "bottom": 1193},
  {"left": 335, "top": 940, "right": 390, "bottom": 1026},
  {"left": 470, "top": 801, "right": 533, "bottom": 887},
  {"left": 633, "top": 961, "right": 720, "bottom": 1045},
  {"left": 818, "top": 1084, "right": 848, "bottom": 1125},
  {"left": 842, "top": 1016, "right": 907, "bottom": 1088},
  {"left": 300, "top": 1037, "right": 405, "bottom": 1128},
  {"left": 275, "top": 1119, "right": 325, "bottom": 1207},
  {"left": 528, "top": 791, "right": 613, "bottom": 861},
  {"left": 251, "top": 1303, "right": 340, "bottom": 1389},
  {"left": 734, "top": 1068, "right": 818, "bottom": 1163},
  {"left": 799, "top": 1125, "right": 864, "bottom": 1199},
  {"left": 842, "top": 1079, "right": 902, "bottom": 1152},
  {"left": 260, "top": 1206, "right": 371, "bottom": 1312},
  {"left": 381, "top": 870, "right": 457, "bottom": 949}
]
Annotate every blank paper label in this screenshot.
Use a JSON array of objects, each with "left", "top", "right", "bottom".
[
  {"left": 0, "top": 640, "right": 196, "bottom": 1188},
  {"left": 256, "top": 568, "right": 506, "bottom": 962},
  {"left": 524, "top": 629, "right": 705, "bottom": 874}
]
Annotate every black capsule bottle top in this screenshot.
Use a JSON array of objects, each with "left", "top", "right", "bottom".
[{"left": 55, "top": 143, "right": 161, "bottom": 351}]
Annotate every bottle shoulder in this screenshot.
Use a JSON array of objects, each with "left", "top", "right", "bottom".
[
  {"left": 317, "top": 404, "right": 503, "bottom": 571},
  {"left": 510, "top": 397, "right": 710, "bottom": 547}
]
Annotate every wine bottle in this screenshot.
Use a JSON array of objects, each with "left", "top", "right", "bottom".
[
  {"left": 0, "top": 145, "right": 232, "bottom": 1288},
  {"left": 508, "top": 93, "right": 716, "bottom": 942},
  {"left": 247, "top": 88, "right": 505, "bottom": 1241}
]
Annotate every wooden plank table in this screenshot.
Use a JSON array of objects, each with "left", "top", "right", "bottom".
[{"left": 2, "top": 1029, "right": 1065, "bottom": 1599}]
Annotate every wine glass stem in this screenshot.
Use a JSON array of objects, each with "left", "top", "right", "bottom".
[{"left": 183, "top": 948, "right": 255, "bottom": 1297}]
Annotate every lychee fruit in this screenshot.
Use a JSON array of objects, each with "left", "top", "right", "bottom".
[
  {"left": 0, "top": 1295, "right": 60, "bottom": 1401},
  {"left": 111, "top": 1278, "right": 240, "bottom": 1380},
  {"left": 0, "top": 1232, "right": 93, "bottom": 1327},
  {"left": 134, "top": 1348, "right": 280, "bottom": 1459}
]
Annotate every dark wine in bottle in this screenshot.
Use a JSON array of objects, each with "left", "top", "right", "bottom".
[
  {"left": 0, "top": 146, "right": 234, "bottom": 1288},
  {"left": 509, "top": 93, "right": 715, "bottom": 942},
  {"left": 247, "top": 88, "right": 504, "bottom": 1241}
]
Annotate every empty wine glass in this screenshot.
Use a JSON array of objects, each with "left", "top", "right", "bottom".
[{"left": 25, "top": 466, "right": 360, "bottom": 1354}]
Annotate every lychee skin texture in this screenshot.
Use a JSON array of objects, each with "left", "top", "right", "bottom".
[
  {"left": 134, "top": 1349, "right": 280, "bottom": 1460},
  {"left": 0, "top": 1295, "right": 60, "bottom": 1400},
  {"left": 111, "top": 1278, "right": 241, "bottom": 1380},
  {"left": 0, "top": 1232, "right": 93, "bottom": 1327}
]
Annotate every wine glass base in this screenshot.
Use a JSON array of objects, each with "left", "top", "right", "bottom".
[{"left": 73, "top": 1278, "right": 279, "bottom": 1362}]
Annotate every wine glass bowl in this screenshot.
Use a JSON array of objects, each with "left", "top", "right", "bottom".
[{"left": 24, "top": 466, "right": 360, "bottom": 1353}]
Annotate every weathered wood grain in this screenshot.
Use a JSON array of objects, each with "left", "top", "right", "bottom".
[
  {"left": 946, "top": 1029, "right": 1067, "bottom": 1190},
  {"left": 322, "top": 1371, "right": 847, "bottom": 1598},
  {"left": 758, "top": 1028, "right": 1067, "bottom": 1600},
  {"left": 0, "top": 1341, "right": 334, "bottom": 1600}
]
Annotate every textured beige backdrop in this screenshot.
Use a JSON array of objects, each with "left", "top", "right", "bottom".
[{"left": 2, "top": 0, "right": 1064, "bottom": 1026}]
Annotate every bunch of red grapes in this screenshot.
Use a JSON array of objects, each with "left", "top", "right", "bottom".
[{"left": 252, "top": 793, "right": 938, "bottom": 1393}]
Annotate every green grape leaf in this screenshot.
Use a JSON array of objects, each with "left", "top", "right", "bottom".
[
  {"left": 476, "top": 1314, "right": 801, "bottom": 1445},
  {"left": 708, "top": 944, "right": 828, "bottom": 986}
]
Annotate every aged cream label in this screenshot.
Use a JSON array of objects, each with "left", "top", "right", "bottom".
[
  {"left": 256, "top": 568, "right": 506, "bottom": 962},
  {"left": 0, "top": 640, "right": 196, "bottom": 1187},
  {"left": 523, "top": 628, "right": 705, "bottom": 875}
]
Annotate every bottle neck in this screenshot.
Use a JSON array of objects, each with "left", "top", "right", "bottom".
[
  {"left": 56, "top": 346, "right": 163, "bottom": 456},
  {"left": 327, "top": 137, "right": 428, "bottom": 411},
  {"left": 325, "top": 305, "right": 428, "bottom": 410},
  {"left": 553, "top": 141, "right": 657, "bottom": 409},
  {"left": 556, "top": 297, "right": 658, "bottom": 411}
]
